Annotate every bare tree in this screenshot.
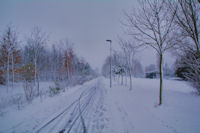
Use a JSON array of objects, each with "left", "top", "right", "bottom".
[
  {"left": 50, "top": 44, "right": 58, "bottom": 80},
  {"left": 112, "top": 51, "right": 126, "bottom": 85},
  {"left": 62, "top": 39, "right": 74, "bottom": 81},
  {"left": 124, "top": 0, "right": 176, "bottom": 105},
  {"left": 0, "top": 25, "right": 21, "bottom": 89},
  {"left": 168, "top": 0, "right": 200, "bottom": 93},
  {"left": 26, "top": 27, "right": 48, "bottom": 96},
  {"left": 168, "top": 0, "right": 200, "bottom": 52},
  {"left": 119, "top": 39, "right": 137, "bottom": 90}
]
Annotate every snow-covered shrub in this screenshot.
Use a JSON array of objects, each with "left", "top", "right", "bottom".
[
  {"left": 21, "top": 64, "right": 35, "bottom": 102},
  {"left": 175, "top": 51, "right": 200, "bottom": 94},
  {"left": 49, "top": 81, "right": 63, "bottom": 96},
  {"left": 23, "top": 82, "right": 34, "bottom": 102},
  {"left": 11, "top": 94, "right": 23, "bottom": 110}
]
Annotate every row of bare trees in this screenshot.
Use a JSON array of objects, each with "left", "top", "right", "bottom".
[
  {"left": 102, "top": 48, "right": 144, "bottom": 90},
  {"left": 103, "top": 0, "right": 199, "bottom": 105},
  {"left": 0, "top": 25, "right": 94, "bottom": 100}
]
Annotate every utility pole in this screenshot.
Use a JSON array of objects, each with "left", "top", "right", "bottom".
[{"left": 106, "top": 40, "right": 112, "bottom": 88}]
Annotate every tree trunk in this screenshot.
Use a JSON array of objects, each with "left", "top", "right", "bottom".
[
  {"left": 7, "top": 53, "right": 10, "bottom": 89},
  {"left": 12, "top": 53, "right": 14, "bottom": 87},
  {"left": 37, "top": 73, "right": 40, "bottom": 96},
  {"left": 34, "top": 57, "right": 40, "bottom": 96},
  {"left": 125, "top": 72, "right": 128, "bottom": 85},
  {"left": 118, "top": 74, "right": 120, "bottom": 84},
  {"left": 159, "top": 54, "right": 163, "bottom": 105},
  {"left": 129, "top": 68, "right": 132, "bottom": 91},
  {"left": 34, "top": 58, "right": 37, "bottom": 86},
  {"left": 121, "top": 74, "right": 123, "bottom": 85}
]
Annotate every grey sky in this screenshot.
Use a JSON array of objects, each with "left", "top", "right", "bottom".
[{"left": 0, "top": 0, "right": 175, "bottom": 70}]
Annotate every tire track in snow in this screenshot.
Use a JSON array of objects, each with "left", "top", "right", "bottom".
[{"left": 35, "top": 79, "right": 106, "bottom": 133}]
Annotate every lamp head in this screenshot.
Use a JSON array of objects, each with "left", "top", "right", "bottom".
[{"left": 106, "top": 40, "right": 112, "bottom": 43}]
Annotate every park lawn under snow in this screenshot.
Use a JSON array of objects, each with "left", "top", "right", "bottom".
[
  {"left": 103, "top": 78, "right": 200, "bottom": 133},
  {"left": 0, "top": 77, "right": 200, "bottom": 133}
]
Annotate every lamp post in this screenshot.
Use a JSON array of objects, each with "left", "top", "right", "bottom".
[{"left": 106, "top": 39, "right": 112, "bottom": 88}]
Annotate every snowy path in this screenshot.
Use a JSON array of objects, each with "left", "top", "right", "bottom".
[{"left": 35, "top": 79, "right": 106, "bottom": 133}]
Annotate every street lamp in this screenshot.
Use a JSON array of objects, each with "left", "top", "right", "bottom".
[{"left": 106, "top": 39, "right": 112, "bottom": 88}]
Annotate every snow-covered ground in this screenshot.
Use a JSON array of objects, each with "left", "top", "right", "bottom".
[
  {"left": 103, "top": 78, "right": 200, "bottom": 133},
  {"left": 0, "top": 82, "right": 55, "bottom": 111},
  {"left": 0, "top": 77, "right": 200, "bottom": 133}
]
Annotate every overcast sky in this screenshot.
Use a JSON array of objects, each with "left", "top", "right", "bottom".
[{"left": 0, "top": 0, "right": 175, "bottom": 71}]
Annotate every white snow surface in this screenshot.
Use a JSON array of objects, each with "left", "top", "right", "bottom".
[{"left": 0, "top": 77, "right": 200, "bottom": 133}]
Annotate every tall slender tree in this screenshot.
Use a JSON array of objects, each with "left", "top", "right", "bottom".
[
  {"left": 124, "top": 0, "right": 176, "bottom": 105},
  {"left": 0, "top": 26, "right": 21, "bottom": 88},
  {"left": 26, "top": 27, "right": 47, "bottom": 96},
  {"left": 119, "top": 39, "right": 137, "bottom": 90}
]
